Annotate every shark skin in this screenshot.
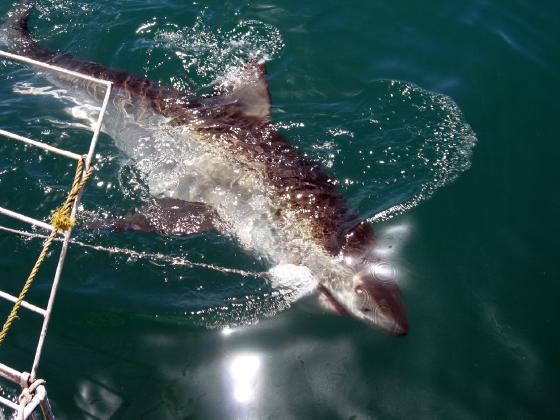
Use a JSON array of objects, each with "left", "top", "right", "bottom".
[{"left": 4, "top": 3, "right": 408, "bottom": 335}]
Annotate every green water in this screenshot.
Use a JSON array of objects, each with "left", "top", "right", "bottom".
[{"left": 1, "top": 0, "right": 559, "bottom": 418}]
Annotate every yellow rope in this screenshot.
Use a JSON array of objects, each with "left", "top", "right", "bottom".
[{"left": 0, "top": 156, "right": 93, "bottom": 345}]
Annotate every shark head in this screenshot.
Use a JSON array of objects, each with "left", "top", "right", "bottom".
[
  {"left": 317, "top": 256, "right": 408, "bottom": 335},
  {"left": 351, "top": 266, "right": 408, "bottom": 335},
  {"left": 324, "top": 221, "right": 408, "bottom": 335}
]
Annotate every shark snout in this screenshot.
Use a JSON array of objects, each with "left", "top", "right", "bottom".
[{"left": 353, "top": 266, "right": 408, "bottom": 336}]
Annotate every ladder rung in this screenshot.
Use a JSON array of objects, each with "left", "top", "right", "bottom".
[
  {"left": 0, "top": 290, "right": 46, "bottom": 317},
  {"left": 0, "top": 395, "right": 20, "bottom": 412},
  {"left": 0, "top": 49, "right": 112, "bottom": 87},
  {"left": 0, "top": 129, "right": 82, "bottom": 161},
  {"left": 0, "top": 206, "right": 54, "bottom": 232}
]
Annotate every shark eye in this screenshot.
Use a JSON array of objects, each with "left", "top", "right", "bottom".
[{"left": 355, "top": 285, "right": 375, "bottom": 312}]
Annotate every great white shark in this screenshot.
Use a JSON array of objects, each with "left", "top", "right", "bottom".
[{"left": 4, "top": 3, "right": 408, "bottom": 335}]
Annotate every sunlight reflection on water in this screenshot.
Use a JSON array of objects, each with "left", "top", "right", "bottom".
[{"left": 226, "top": 352, "right": 262, "bottom": 406}]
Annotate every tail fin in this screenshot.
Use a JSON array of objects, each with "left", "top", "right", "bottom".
[
  {"left": 5, "top": 2, "right": 33, "bottom": 48},
  {"left": 4, "top": 1, "right": 55, "bottom": 61}
]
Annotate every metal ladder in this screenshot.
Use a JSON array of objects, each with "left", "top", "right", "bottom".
[{"left": 0, "top": 50, "right": 112, "bottom": 419}]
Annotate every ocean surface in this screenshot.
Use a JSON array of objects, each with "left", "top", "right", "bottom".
[{"left": 0, "top": 0, "right": 559, "bottom": 418}]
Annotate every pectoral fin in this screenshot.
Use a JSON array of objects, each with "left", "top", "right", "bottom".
[
  {"left": 98, "top": 198, "right": 224, "bottom": 235},
  {"left": 318, "top": 285, "right": 348, "bottom": 316}
]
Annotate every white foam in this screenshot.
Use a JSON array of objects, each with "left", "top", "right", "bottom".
[
  {"left": 12, "top": 82, "right": 99, "bottom": 129},
  {"left": 268, "top": 264, "right": 318, "bottom": 300}
]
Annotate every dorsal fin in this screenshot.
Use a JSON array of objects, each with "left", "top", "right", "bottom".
[{"left": 214, "top": 60, "right": 272, "bottom": 123}]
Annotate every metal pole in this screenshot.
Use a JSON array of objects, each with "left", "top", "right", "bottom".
[
  {"left": 39, "top": 395, "right": 55, "bottom": 420},
  {"left": 0, "top": 290, "right": 46, "bottom": 317},
  {"left": 0, "top": 50, "right": 112, "bottom": 87},
  {"left": 30, "top": 231, "right": 69, "bottom": 379},
  {"left": 0, "top": 129, "right": 82, "bottom": 161},
  {"left": 83, "top": 82, "right": 112, "bottom": 169},
  {"left": 0, "top": 206, "right": 53, "bottom": 232},
  {"left": 0, "top": 362, "right": 25, "bottom": 385},
  {"left": 0, "top": 395, "right": 19, "bottom": 411},
  {"left": 29, "top": 82, "right": 111, "bottom": 380}
]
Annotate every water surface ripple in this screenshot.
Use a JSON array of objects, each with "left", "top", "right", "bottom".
[{"left": 0, "top": 0, "right": 558, "bottom": 419}]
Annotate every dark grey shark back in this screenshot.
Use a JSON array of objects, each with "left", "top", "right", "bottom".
[
  {"left": 6, "top": 2, "right": 188, "bottom": 116},
  {"left": 5, "top": 2, "right": 373, "bottom": 257}
]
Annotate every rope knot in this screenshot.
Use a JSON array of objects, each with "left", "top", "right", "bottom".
[{"left": 51, "top": 206, "right": 75, "bottom": 232}]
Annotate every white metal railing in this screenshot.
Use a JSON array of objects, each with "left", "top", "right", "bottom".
[{"left": 0, "top": 49, "right": 112, "bottom": 420}]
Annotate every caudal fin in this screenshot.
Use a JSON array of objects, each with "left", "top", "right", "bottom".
[{"left": 3, "top": 1, "right": 55, "bottom": 61}]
